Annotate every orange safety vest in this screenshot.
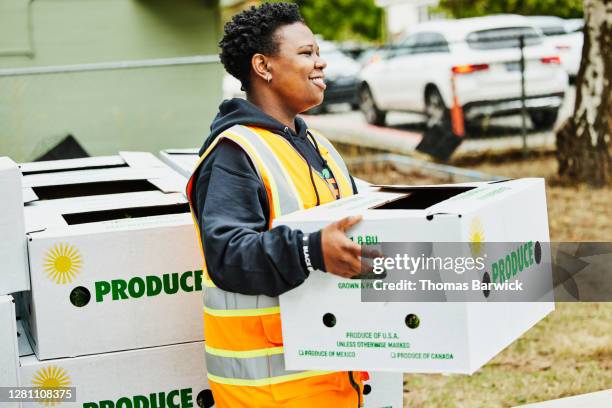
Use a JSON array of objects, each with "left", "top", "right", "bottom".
[{"left": 186, "top": 125, "right": 365, "bottom": 408}]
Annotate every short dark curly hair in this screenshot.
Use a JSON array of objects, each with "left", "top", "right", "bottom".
[{"left": 219, "top": 2, "right": 304, "bottom": 92}]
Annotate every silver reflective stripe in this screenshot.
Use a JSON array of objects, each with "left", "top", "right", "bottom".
[
  {"left": 310, "top": 131, "right": 352, "bottom": 185},
  {"left": 205, "top": 286, "right": 279, "bottom": 310},
  {"left": 228, "top": 125, "right": 302, "bottom": 216},
  {"left": 206, "top": 352, "right": 301, "bottom": 380}
]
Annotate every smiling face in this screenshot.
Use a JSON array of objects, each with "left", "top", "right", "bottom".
[{"left": 263, "top": 22, "right": 327, "bottom": 114}]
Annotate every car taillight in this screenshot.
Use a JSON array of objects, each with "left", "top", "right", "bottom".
[
  {"left": 541, "top": 56, "right": 561, "bottom": 64},
  {"left": 451, "top": 64, "right": 489, "bottom": 74}
]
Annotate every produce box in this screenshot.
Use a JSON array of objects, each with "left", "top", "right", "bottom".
[
  {"left": 0, "top": 157, "right": 28, "bottom": 294},
  {"left": 0, "top": 295, "right": 20, "bottom": 406},
  {"left": 18, "top": 336, "right": 213, "bottom": 408},
  {"left": 159, "top": 148, "right": 199, "bottom": 178},
  {"left": 276, "top": 179, "right": 554, "bottom": 374},
  {"left": 21, "top": 186, "right": 204, "bottom": 360},
  {"left": 363, "top": 372, "right": 403, "bottom": 407},
  {"left": 20, "top": 152, "right": 185, "bottom": 204}
]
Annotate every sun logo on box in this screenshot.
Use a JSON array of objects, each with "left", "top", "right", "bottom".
[
  {"left": 32, "top": 365, "right": 71, "bottom": 406},
  {"left": 469, "top": 218, "right": 485, "bottom": 256},
  {"left": 43, "top": 243, "right": 82, "bottom": 284}
]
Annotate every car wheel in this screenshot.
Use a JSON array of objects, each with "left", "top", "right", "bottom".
[
  {"left": 424, "top": 87, "right": 448, "bottom": 130},
  {"left": 359, "top": 86, "right": 386, "bottom": 126},
  {"left": 529, "top": 109, "right": 559, "bottom": 130}
]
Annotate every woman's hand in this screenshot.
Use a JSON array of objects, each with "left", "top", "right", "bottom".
[{"left": 321, "top": 215, "right": 364, "bottom": 278}]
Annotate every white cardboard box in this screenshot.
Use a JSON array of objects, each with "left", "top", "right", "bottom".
[
  {"left": 0, "top": 295, "right": 19, "bottom": 401},
  {"left": 15, "top": 317, "right": 397, "bottom": 408},
  {"left": 159, "top": 149, "right": 200, "bottom": 178},
  {"left": 276, "top": 179, "right": 554, "bottom": 374},
  {"left": 363, "top": 372, "right": 403, "bottom": 408},
  {"left": 20, "top": 152, "right": 186, "bottom": 204},
  {"left": 0, "top": 157, "right": 29, "bottom": 295},
  {"left": 19, "top": 339, "right": 213, "bottom": 408},
  {"left": 21, "top": 186, "right": 204, "bottom": 360}
]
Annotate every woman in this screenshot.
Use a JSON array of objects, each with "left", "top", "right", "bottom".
[{"left": 186, "top": 3, "right": 367, "bottom": 407}]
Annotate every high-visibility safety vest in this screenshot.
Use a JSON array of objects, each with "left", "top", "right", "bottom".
[{"left": 186, "top": 125, "right": 366, "bottom": 407}]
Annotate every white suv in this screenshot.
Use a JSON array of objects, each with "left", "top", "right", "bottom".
[{"left": 359, "top": 15, "right": 568, "bottom": 131}]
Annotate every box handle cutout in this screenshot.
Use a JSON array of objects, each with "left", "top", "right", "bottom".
[
  {"left": 32, "top": 179, "right": 159, "bottom": 200},
  {"left": 62, "top": 203, "right": 190, "bottom": 225},
  {"left": 21, "top": 163, "right": 127, "bottom": 176},
  {"left": 372, "top": 187, "right": 474, "bottom": 210}
]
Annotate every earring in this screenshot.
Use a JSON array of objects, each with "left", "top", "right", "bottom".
[{"left": 267, "top": 75, "right": 272, "bottom": 84}]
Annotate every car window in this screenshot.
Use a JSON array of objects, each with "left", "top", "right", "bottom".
[
  {"left": 466, "top": 27, "right": 542, "bottom": 50},
  {"left": 539, "top": 26, "right": 568, "bottom": 36},
  {"left": 413, "top": 32, "right": 450, "bottom": 54},
  {"left": 389, "top": 35, "right": 416, "bottom": 58}
]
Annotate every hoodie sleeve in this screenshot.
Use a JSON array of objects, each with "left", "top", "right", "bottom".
[{"left": 194, "top": 140, "right": 325, "bottom": 297}]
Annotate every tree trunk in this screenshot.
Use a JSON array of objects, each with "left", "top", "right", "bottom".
[{"left": 556, "top": 0, "right": 612, "bottom": 186}]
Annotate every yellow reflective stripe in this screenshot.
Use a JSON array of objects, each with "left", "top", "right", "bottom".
[
  {"left": 203, "top": 278, "right": 216, "bottom": 288},
  {"left": 260, "top": 130, "right": 337, "bottom": 205},
  {"left": 224, "top": 130, "right": 282, "bottom": 219},
  {"left": 205, "top": 344, "right": 284, "bottom": 358},
  {"left": 203, "top": 305, "right": 280, "bottom": 317},
  {"left": 207, "top": 370, "right": 334, "bottom": 387},
  {"left": 246, "top": 127, "right": 305, "bottom": 210}
]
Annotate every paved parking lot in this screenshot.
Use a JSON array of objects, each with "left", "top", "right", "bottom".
[{"left": 304, "top": 86, "right": 575, "bottom": 157}]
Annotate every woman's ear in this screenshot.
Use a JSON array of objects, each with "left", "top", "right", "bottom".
[{"left": 252, "top": 53, "right": 272, "bottom": 83}]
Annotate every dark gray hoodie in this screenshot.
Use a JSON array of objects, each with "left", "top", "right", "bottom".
[{"left": 192, "top": 98, "right": 357, "bottom": 296}]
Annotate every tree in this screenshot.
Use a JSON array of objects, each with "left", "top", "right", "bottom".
[
  {"left": 556, "top": 0, "right": 611, "bottom": 186},
  {"left": 292, "top": 0, "right": 384, "bottom": 41},
  {"left": 437, "top": 0, "right": 583, "bottom": 19}
]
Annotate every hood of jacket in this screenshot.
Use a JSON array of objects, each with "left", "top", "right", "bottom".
[{"left": 199, "top": 98, "right": 308, "bottom": 156}]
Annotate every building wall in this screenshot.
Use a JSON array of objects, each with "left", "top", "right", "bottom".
[
  {"left": 0, "top": 0, "right": 222, "bottom": 161},
  {"left": 376, "top": 0, "right": 440, "bottom": 39}
]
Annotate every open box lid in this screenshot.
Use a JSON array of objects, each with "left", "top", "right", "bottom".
[
  {"left": 160, "top": 148, "right": 199, "bottom": 155},
  {"left": 24, "top": 190, "right": 190, "bottom": 237},
  {"left": 159, "top": 149, "right": 200, "bottom": 178},
  {"left": 20, "top": 152, "right": 185, "bottom": 203},
  {"left": 275, "top": 179, "right": 537, "bottom": 225}
]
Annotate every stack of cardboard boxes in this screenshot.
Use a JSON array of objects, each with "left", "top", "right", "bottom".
[
  {"left": 1, "top": 157, "right": 29, "bottom": 407},
  {"left": 1, "top": 153, "right": 213, "bottom": 407},
  {"left": 2, "top": 151, "right": 404, "bottom": 408}
]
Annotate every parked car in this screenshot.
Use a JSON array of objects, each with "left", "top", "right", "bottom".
[
  {"left": 563, "top": 18, "right": 584, "bottom": 34},
  {"left": 527, "top": 16, "right": 583, "bottom": 78},
  {"left": 359, "top": 15, "right": 568, "bottom": 130},
  {"left": 357, "top": 46, "right": 392, "bottom": 67}
]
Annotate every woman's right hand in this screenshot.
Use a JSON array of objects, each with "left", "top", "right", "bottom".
[{"left": 321, "top": 215, "right": 364, "bottom": 278}]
